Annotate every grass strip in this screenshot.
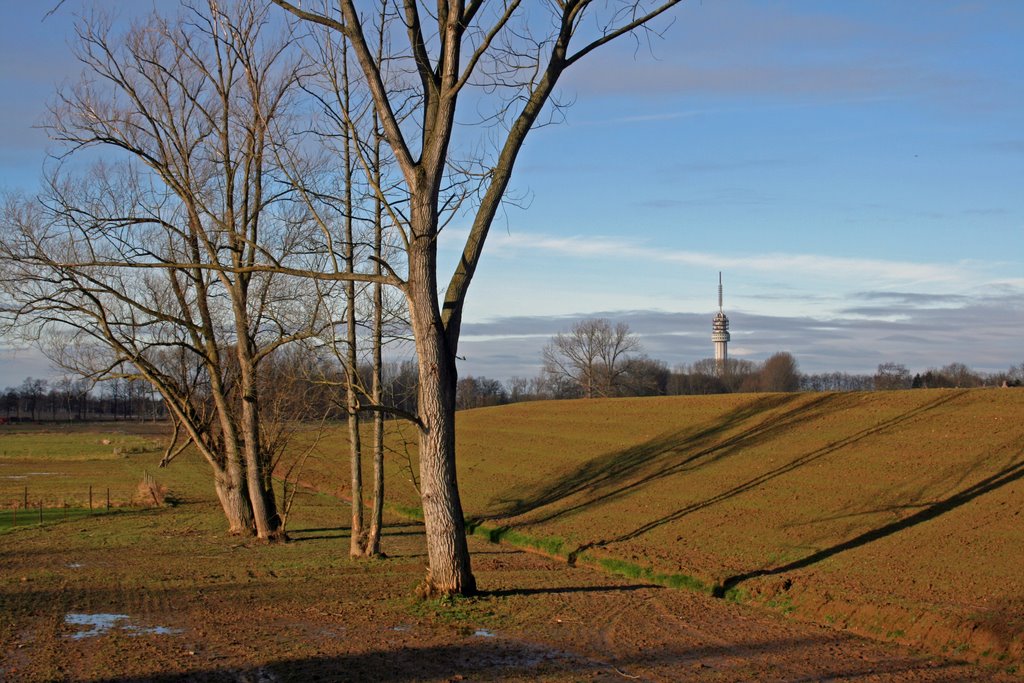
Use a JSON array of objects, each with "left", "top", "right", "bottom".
[
  {"left": 592, "top": 556, "right": 709, "bottom": 593},
  {"left": 467, "top": 521, "right": 565, "bottom": 557},
  {"left": 464, "top": 517, "right": 715, "bottom": 597}
]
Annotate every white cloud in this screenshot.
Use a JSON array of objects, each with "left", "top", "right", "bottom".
[{"left": 454, "top": 228, "right": 979, "bottom": 285}]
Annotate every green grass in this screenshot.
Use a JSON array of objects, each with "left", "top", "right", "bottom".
[
  {"left": 390, "top": 503, "right": 424, "bottom": 521},
  {"left": 593, "top": 556, "right": 709, "bottom": 594},
  {"left": 765, "top": 595, "right": 796, "bottom": 616},
  {"left": 0, "top": 505, "right": 113, "bottom": 531},
  {"left": 467, "top": 521, "right": 566, "bottom": 557},
  {"left": 0, "top": 431, "right": 160, "bottom": 460},
  {"left": 1, "top": 425, "right": 212, "bottom": 510}
]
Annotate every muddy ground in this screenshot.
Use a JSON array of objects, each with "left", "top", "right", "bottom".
[{"left": 1, "top": 499, "right": 1016, "bottom": 682}]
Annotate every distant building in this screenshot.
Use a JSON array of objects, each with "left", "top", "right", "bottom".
[{"left": 712, "top": 272, "right": 730, "bottom": 375}]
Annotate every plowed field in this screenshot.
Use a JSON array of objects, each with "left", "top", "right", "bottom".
[{"left": 438, "top": 388, "right": 1024, "bottom": 668}]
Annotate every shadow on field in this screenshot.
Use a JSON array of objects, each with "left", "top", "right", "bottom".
[
  {"left": 485, "top": 393, "right": 818, "bottom": 523},
  {"left": 287, "top": 521, "right": 424, "bottom": 543},
  {"left": 571, "top": 390, "right": 971, "bottom": 557},
  {"left": 486, "top": 391, "right": 968, "bottom": 538},
  {"left": 85, "top": 634, "right": 969, "bottom": 683},
  {"left": 715, "top": 441, "right": 1024, "bottom": 597},
  {"left": 481, "top": 582, "right": 655, "bottom": 597}
]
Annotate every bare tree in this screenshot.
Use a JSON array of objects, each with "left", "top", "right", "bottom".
[
  {"left": 0, "top": 1, "right": 333, "bottom": 540},
  {"left": 543, "top": 319, "right": 642, "bottom": 398},
  {"left": 759, "top": 352, "right": 801, "bottom": 392},
  {"left": 938, "top": 362, "right": 982, "bottom": 388},
  {"left": 456, "top": 376, "right": 508, "bottom": 409},
  {"left": 874, "top": 362, "right": 911, "bottom": 391},
  {"left": 268, "top": 0, "right": 685, "bottom": 595},
  {"left": 620, "top": 356, "right": 669, "bottom": 396}
]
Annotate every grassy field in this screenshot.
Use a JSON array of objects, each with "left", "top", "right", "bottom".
[
  {"left": 2, "top": 387, "right": 1022, "bottom": 678},
  {"left": 296, "top": 388, "right": 1024, "bottom": 666},
  {"left": 0, "top": 422, "right": 211, "bottom": 512}
]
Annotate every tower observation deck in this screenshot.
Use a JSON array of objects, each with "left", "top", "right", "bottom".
[{"left": 712, "top": 272, "right": 730, "bottom": 373}]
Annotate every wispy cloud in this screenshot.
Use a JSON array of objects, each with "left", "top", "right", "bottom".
[
  {"left": 462, "top": 229, "right": 976, "bottom": 284},
  {"left": 853, "top": 291, "right": 972, "bottom": 306}
]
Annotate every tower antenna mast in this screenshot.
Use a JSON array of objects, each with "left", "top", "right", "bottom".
[{"left": 712, "top": 272, "right": 731, "bottom": 375}]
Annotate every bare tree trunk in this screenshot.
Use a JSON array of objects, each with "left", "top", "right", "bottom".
[
  {"left": 408, "top": 241, "right": 475, "bottom": 597},
  {"left": 347, "top": 382, "right": 364, "bottom": 554},
  {"left": 214, "top": 467, "right": 254, "bottom": 535},
  {"left": 366, "top": 263, "right": 385, "bottom": 555},
  {"left": 366, "top": 92, "right": 386, "bottom": 557},
  {"left": 340, "top": 43, "right": 366, "bottom": 557},
  {"left": 241, "top": 387, "right": 279, "bottom": 540}
]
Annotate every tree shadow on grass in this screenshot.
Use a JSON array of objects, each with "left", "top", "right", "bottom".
[
  {"left": 482, "top": 393, "right": 820, "bottom": 524},
  {"left": 484, "top": 391, "right": 969, "bottom": 538},
  {"left": 480, "top": 583, "right": 656, "bottom": 597},
  {"left": 714, "top": 440, "right": 1024, "bottom": 597},
  {"left": 287, "top": 522, "right": 425, "bottom": 543},
  {"left": 568, "top": 390, "right": 972, "bottom": 559}
]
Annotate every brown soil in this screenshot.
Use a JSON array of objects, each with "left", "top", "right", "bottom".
[
  {"left": 435, "top": 388, "right": 1024, "bottom": 668},
  {"left": 0, "top": 499, "right": 1016, "bottom": 682}
]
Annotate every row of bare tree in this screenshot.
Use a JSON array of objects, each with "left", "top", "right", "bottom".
[
  {"left": 0, "top": 0, "right": 688, "bottom": 596},
  {"left": 1, "top": 376, "right": 164, "bottom": 422}
]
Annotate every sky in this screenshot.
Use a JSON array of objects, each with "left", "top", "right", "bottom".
[{"left": 1, "top": 1, "right": 1022, "bottom": 388}]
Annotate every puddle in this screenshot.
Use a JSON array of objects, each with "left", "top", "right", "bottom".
[
  {"left": 65, "top": 613, "right": 183, "bottom": 639},
  {"left": 473, "top": 629, "right": 497, "bottom": 638},
  {"left": 3, "top": 472, "right": 62, "bottom": 479},
  {"left": 65, "top": 613, "right": 129, "bottom": 639}
]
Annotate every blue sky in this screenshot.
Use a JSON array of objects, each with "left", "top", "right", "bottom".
[{"left": 1, "top": 1, "right": 1022, "bottom": 387}]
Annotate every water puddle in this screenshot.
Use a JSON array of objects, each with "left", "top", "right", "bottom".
[
  {"left": 65, "top": 613, "right": 183, "bottom": 639},
  {"left": 2, "top": 472, "right": 62, "bottom": 479}
]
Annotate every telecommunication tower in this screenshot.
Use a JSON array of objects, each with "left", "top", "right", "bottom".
[{"left": 712, "top": 272, "right": 730, "bottom": 374}]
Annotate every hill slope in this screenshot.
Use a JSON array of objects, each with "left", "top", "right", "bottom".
[{"left": 441, "top": 389, "right": 1024, "bottom": 664}]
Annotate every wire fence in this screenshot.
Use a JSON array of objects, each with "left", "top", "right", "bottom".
[{"left": 2, "top": 473, "right": 167, "bottom": 530}]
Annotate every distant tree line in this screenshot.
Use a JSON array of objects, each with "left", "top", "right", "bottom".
[
  {"left": 869, "top": 361, "right": 1023, "bottom": 391},
  {"left": 7, "top": 330, "right": 1021, "bottom": 419},
  {"left": 1, "top": 358, "right": 422, "bottom": 425},
  {"left": 1, "top": 376, "right": 165, "bottom": 423},
  {"left": 454, "top": 319, "right": 1024, "bottom": 409}
]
